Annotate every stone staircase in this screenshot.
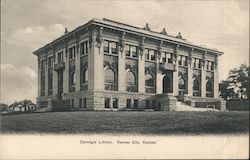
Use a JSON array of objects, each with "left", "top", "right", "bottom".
[{"left": 175, "top": 101, "right": 220, "bottom": 112}]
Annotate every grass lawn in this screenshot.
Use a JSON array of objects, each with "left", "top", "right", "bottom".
[{"left": 1, "top": 111, "right": 249, "bottom": 135}]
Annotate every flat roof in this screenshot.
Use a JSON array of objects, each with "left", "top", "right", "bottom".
[{"left": 33, "top": 18, "right": 224, "bottom": 56}]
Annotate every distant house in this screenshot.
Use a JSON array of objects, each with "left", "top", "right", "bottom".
[{"left": 8, "top": 101, "right": 37, "bottom": 112}]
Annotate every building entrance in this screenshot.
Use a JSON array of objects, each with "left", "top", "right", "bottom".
[{"left": 163, "top": 72, "right": 173, "bottom": 93}]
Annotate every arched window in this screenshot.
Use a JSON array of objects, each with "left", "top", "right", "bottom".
[
  {"left": 206, "top": 81, "right": 213, "bottom": 92},
  {"left": 105, "top": 68, "right": 115, "bottom": 83},
  {"left": 145, "top": 74, "right": 154, "bottom": 86},
  {"left": 179, "top": 77, "right": 185, "bottom": 90},
  {"left": 127, "top": 71, "right": 136, "bottom": 85},
  {"left": 193, "top": 79, "right": 200, "bottom": 91}
]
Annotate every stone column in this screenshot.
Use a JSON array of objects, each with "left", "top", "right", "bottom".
[
  {"left": 44, "top": 53, "right": 48, "bottom": 96},
  {"left": 138, "top": 47, "right": 145, "bottom": 93},
  {"left": 88, "top": 28, "right": 105, "bottom": 110},
  {"left": 63, "top": 46, "right": 69, "bottom": 94},
  {"left": 117, "top": 36, "right": 127, "bottom": 109},
  {"left": 173, "top": 45, "right": 179, "bottom": 96},
  {"left": 213, "top": 55, "right": 219, "bottom": 98},
  {"left": 92, "top": 29, "right": 104, "bottom": 91},
  {"left": 37, "top": 57, "right": 41, "bottom": 97},
  {"left": 201, "top": 51, "right": 207, "bottom": 97},
  {"left": 118, "top": 35, "right": 126, "bottom": 92},
  {"left": 75, "top": 42, "right": 81, "bottom": 92},
  {"left": 156, "top": 52, "right": 163, "bottom": 94},
  {"left": 110, "top": 97, "right": 113, "bottom": 109},
  {"left": 52, "top": 54, "right": 58, "bottom": 96},
  {"left": 188, "top": 48, "right": 194, "bottom": 97}
]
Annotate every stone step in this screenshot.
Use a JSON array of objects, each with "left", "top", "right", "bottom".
[{"left": 175, "top": 101, "right": 219, "bottom": 112}]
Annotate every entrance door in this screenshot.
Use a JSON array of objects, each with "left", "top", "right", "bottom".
[{"left": 163, "top": 75, "right": 172, "bottom": 93}]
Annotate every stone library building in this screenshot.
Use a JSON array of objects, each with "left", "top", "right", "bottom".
[{"left": 33, "top": 18, "right": 226, "bottom": 111}]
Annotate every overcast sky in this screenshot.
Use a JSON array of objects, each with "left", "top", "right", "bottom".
[{"left": 1, "top": 0, "right": 249, "bottom": 105}]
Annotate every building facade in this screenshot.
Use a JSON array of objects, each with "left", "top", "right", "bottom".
[{"left": 33, "top": 18, "right": 226, "bottom": 111}]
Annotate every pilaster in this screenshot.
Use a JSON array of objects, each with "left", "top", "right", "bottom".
[
  {"left": 138, "top": 37, "right": 145, "bottom": 93},
  {"left": 214, "top": 55, "right": 219, "bottom": 98},
  {"left": 188, "top": 48, "right": 194, "bottom": 96},
  {"left": 173, "top": 45, "right": 179, "bottom": 96},
  {"left": 44, "top": 52, "right": 48, "bottom": 96},
  {"left": 37, "top": 57, "right": 41, "bottom": 97},
  {"left": 156, "top": 41, "right": 163, "bottom": 94},
  {"left": 88, "top": 28, "right": 104, "bottom": 91},
  {"left": 63, "top": 46, "right": 69, "bottom": 94},
  {"left": 201, "top": 51, "right": 207, "bottom": 97},
  {"left": 118, "top": 33, "right": 126, "bottom": 92},
  {"left": 75, "top": 40, "right": 81, "bottom": 92},
  {"left": 52, "top": 49, "right": 58, "bottom": 96}
]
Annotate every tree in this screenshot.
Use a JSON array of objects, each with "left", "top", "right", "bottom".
[
  {"left": 0, "top": 103, "right": 8, "bottom": 112},
  {"left": 219, "top": 64, "right": 249, "bottom": 101}
]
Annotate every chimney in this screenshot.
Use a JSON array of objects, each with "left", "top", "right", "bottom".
[{"left": 65, "top": 27, "right": 68, "bottom": 34}]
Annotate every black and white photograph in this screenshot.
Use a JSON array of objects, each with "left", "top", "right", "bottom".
[{"left": 0, "top": 0, "right": 249, "bottom": 159}]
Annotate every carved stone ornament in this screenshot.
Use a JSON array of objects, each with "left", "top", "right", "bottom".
[
  {"left": 189, "top": 48, "right": 194, "bottom": 65},
  {"left": 157, "top": 41, "right": 163, "bottom": 59},
  {"left": 119, "top": 39, "right": 126, "bottom": 52},
  {"left": 176, "top": 32, "right": 183, "bottom": 39},
  {"left": 119, "top": 32, "right": 126, "bottom": 52},
  {"left": 160, "top": 28, "right": 167, "bottom": 35},
  {"left": 96, "top": 27, "right": 103, "bottom": 48},
  {"left": 143, "top": 23, "right": 151, "bottom": 31},
  {"left": 88, "top": 35, "right": 92, "bottom": 49},
  {"left": 139, "top": 37, "right": 145, "bottom": 57}
]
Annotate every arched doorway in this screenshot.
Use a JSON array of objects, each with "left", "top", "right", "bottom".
[{"left": 163, "top": 75, "right": 172, "bottom": 93}]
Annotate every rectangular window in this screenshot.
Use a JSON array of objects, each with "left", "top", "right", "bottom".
[
  {"left": 126, "top": 99, "right": 131, "bottom": 108},
  {"left": 112, "top": 98, "right": 118, "bottom": 109},
  {"left": 58, "top": 52, "right": 63, "bottom": 63},
  {"left": 206, "top": 61, "right": 210, "bottom": 70},
  {"left": 146, "top": 100, "right": 150, "bottom": 109},
  {"left": 105, "top": 98, "right": 110, "bottom": 108},
  {"left": 83, "top": 98, "right": 87, "bottom": 108},
  {"left": 194, "top": 58, "right": 201, "bottom": 69},
  {"left": 110, "top": 42, "right": 118, "bottom": 54},
  {"left": 150, "top": 50, "right": 156, "bottom": 61},
  {"left": 166, "top": 53, "right": 172, "bottom": 63},
  {"left": 162, "top": 52, "right": 167, "bottom": 63},
  {"left": 182, "top": 56, "right": 187, "bottom": 66},
  {"left": 125, "top": 45, "right": 130, "bottom": 57},
  {"left": 178, "top": 56, "right": 182, "bottom": 65},
  {"left": 48, "top": 68, "right": 53, "bottom": 95},
  {"left": 152, "top": 100, "right": 156, "bottom": 108},
  {"left": 48, "top": 57, "right": 53, "bottom": 67},
  {"left": 70, "top": 99, "right": 74, "bottom": 108},
  {"left": 69, "top": 46, "right": 76, "bottom": 60},
  {"left": 145, "top": 49, "right": 149, "bottom": 61},
  {"left": 80, "top": 41, "right": 88, "bottom": 55},
  {"left": 131, "top": 46, "right": 138, "bottom": 58},
  {"left": 211, "top": 62, "right": 214, "bottom": 70},
  {"left": 41, "top": 60, "right": 46, "bottom": 70},
  {"left": 103, "top": 40, "right": 109, "bottom": 53},
  {"left": 41, "top": 70, "right": 45, "bottom": 96},
  {"left": 79, "top": 98, "right": 82, "bottom": 108},
  {"left": 134, "top": 99, "right": 138, "bottom": 109}
]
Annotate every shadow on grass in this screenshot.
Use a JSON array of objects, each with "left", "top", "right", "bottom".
[{"left": 1, "top": 111, "right": 249, "bottom": 135}]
